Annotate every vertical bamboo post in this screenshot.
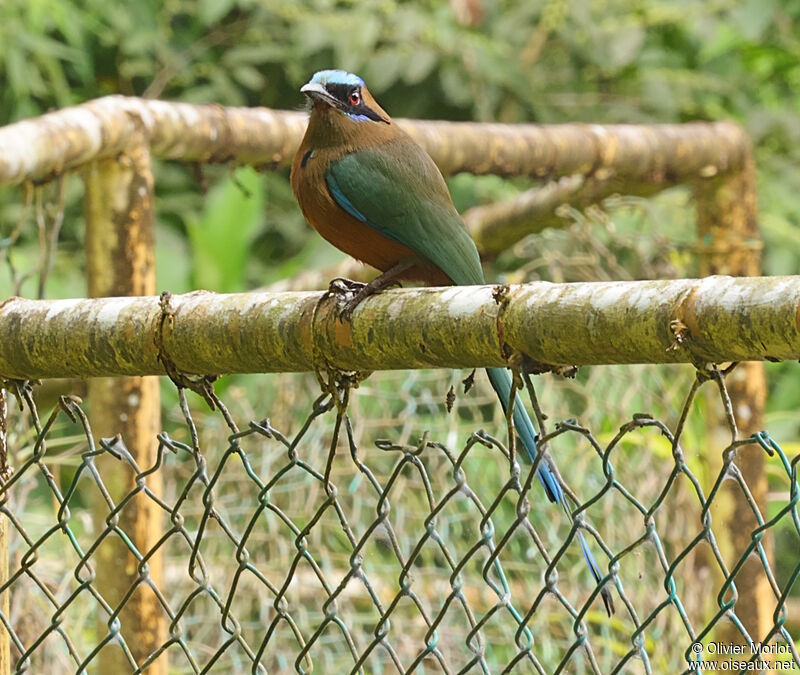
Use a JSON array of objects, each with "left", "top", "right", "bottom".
[
  {"left": 0, "top": 387, "right": 9, "bottom": 675},
  {"left": 83, "top": 132, "right": 166, "bottom": 674},
  {"left": 694, "top": 156, "right": 773, "bottom": 644}
]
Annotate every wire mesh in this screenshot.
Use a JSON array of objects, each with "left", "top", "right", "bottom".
[{"left": 0, "top": 359, "right": 797, "bottom": 674}]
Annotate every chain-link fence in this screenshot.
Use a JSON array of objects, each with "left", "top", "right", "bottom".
[{"left": 0, "top": 359, "right": 798, "bottom": 673}]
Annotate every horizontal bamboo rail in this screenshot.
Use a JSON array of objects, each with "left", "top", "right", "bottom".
[
  {"left": 0, "top": 96, "right": 750, "bottom": 187},
  {"left": 464, "top": 174, "right": 670, "bottom": 255},
  {"left": 0, "top": 276, "right": 797, "bottom": 379}
]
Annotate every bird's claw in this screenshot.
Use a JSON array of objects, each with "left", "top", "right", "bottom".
[
  {"left": 325, "top": 277, "right": 368, "bottom": 320},
  {"left": 325, "top": 273, "right": 404, "bottom": 321},
  {"left": 327, "top": 277, "right": 367, "bottom": 295}
]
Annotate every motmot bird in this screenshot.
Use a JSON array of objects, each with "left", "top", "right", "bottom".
[{"left": 291, "top": 69, "right": 614, "bottom": 616}]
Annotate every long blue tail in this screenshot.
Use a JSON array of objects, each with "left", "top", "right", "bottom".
[{"left": 486, "top": 367, "right": 614, "bottom": 616}]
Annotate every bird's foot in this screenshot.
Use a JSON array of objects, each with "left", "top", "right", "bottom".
[
  {"left": 326, "top": 276, "right": 367, "bottom": 297},
  {"left": 325, "top": 277, "right": 369, "bottom": 320},
  {"left": 340, "top": 282, "right": 384, "bottom": 321},
  {"left": 326, "top": 259, "right": 414, "bottom": 321},
  {"left": 325, "top": 274, "right": 404, "bottom": 321}
]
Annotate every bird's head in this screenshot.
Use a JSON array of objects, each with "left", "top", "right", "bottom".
[{"left": 300, "top": 70, "right": 390, "bottom": 124}]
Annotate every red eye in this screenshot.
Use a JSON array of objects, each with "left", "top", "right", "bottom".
[{"left": 348, "top": 90, "right": 361, "bottom": 106}]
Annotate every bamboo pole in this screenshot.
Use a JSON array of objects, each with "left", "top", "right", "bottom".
[
  {"left": 693, "top": 159, "right": 773, "bottom": 647},
  {"left": 82, "top": 134, "right": 166, "bottom": 674},
  {"left": 0, "top": 277, "right": 798, "bottom": 378},
  {"left": 0, "top": 96, "right": 750, "bottom": 188},
  {"left": 0, "top": 388, "right": 8, "bottom": 675},
  {"left": 464, "top": 174, "right": 671, "bottom": 256},
  {"left": 0, "top": 98, "right": 756, "bottom": 272}
]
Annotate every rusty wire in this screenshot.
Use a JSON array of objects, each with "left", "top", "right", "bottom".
[{"left": 0, "top": 362, "right": 796, "bottom": 674}]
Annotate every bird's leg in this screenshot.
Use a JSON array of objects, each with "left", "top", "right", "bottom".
[{"left": 328, "top": 259, "right": 416, "bottom": 320}]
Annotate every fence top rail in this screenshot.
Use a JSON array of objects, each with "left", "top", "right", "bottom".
[
  {"left": 0, "top": 276, "right": 796, "bottom": 379},
  {"left": 0, "top": 95, "right": 751, "bottom": 188}
]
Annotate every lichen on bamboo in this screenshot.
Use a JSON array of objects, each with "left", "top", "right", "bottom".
[{"left": 0, "top": 277, "right": 798, "bottom": 379}]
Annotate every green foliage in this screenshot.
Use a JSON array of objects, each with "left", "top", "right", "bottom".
[
  {"left": 185, "top": 167, "right": 264, "bottom": 292},
  {"left": 2, "top": 0, "right": 798, "bottom": 282}
]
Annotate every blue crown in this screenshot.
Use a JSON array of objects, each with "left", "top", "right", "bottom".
[{"left": 308, "top": 70, "right": 365, "bottom": 88}]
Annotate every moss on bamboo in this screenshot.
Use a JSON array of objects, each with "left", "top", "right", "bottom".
[
  {"left": 0, "top": 97, "right": 751, "bottom": 187},
  {"left": 0, "top": 277, "right": 798, "bottom": 380}
]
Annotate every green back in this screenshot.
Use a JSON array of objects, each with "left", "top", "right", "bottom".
[{"left": 325, "top": 137, "right": 484, "bottom": 286}]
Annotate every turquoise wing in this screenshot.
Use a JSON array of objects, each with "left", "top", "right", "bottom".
[{"left": 326, "top": 139, "right": 484, "bottom": 286}]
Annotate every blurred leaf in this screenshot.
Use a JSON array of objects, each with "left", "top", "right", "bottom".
[
  {"left": 440, "top": 64, "right": 471, "bottom": 106},
  {"left": 185, "top": 167, "right": 265, "bottom": 292},
  {"left": 700, "top": 22, "right": 743, "bottom": 63},
  {"left": 199, "top": 0, "right": 235, "bottom": 25},
  {"left": 730, "top": 0, "right": 778, "bottom": 41},
  {"left": 405, "top": 45, "right": 438, "bottom": 85},
  {"left": 156, "top": 224, "right": 192, "bottom": 293},
  {"left": 232, "top": 65, "right": 265, "bottom": 90},
  {"left": 5, "top": 47, "right": 28, "bottom": 98},
  {"left": 607, "top": 23, "right": 646, "bottom": 69},
  {"left": 365, "top": 47, "right": 406, "bottom": 91},
  {"left": 260, "top": 235, "right": 346, "bottom": 287},
  {"left": 18, "top": 32, "right": 86, "bottom": 63}
]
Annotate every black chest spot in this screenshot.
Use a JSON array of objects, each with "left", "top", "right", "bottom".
[{"left": 300, "top": 149, "right": 314, "bottom": 169}]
